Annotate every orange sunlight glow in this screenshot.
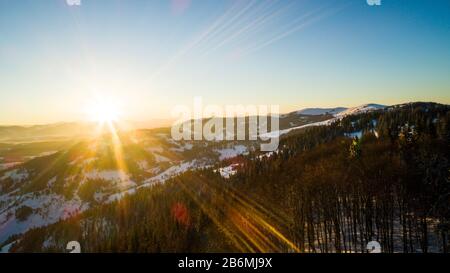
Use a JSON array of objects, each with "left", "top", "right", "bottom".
[{"left": 84, "top": 97, "right": 129, "bottom": 187}]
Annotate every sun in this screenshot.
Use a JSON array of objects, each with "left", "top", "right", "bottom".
[{"left": 86, "top": 98, "right": 120, "bottom": 124}]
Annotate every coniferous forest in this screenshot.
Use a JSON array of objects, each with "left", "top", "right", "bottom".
[{"left": 6, "top": 103, "right": 450, "bottom": 253}]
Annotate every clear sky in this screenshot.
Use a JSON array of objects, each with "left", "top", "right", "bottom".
[{"left": 1, "top": 0, "right": 449, "bottom": 125}]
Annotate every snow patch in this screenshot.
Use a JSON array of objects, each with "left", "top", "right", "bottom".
[
  {"left": 1, "top": 169, "right": 29, "bottom": 182},
  {"left": 216, "top": 164, "right": 240, "bottom": 179},
  {"left": 260, "top": 119, "right": 335, "bottom": 138},
  {"left": 0, "top": 241, "right": 15, "bottom": 253},
  {"left": 336, "top": 104, "right": 386, "bottom": 118},
  {"left": 215, "top": 145, "right": 248, "bottom": 160},
  {"left": 153, "top": 153, "right": 170, "bottom": 162},
  {"left": 0, "top": 193, "right": 89, "bottom": 244},
  {"left": 145, "top": 146, "right": 164, "bottom": 153},
  {"left": 169, "top": 142, "right": 194, "bottom": 152},
  {"left": 47, "top": 176, "right": 57, "bottom": 187},
  {"left": 0, "top": 162, "right": 22, "bottom": 171}
]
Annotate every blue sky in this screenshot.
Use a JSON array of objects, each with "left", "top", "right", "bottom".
[{"left": 0, "top": 0, "right": 449, "bottom": 124}]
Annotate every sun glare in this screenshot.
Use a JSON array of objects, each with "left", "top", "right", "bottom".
[{"left": 86, "top": 98, "right": 120, "bottom": 124}]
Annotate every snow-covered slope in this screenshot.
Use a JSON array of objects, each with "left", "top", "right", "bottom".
[
  {"left": 0, "top": 131, "right": 252, "bottom": 244},
  {"left": 0, "top": 103, "right": 389, "bottom": 246},
  {"left": 335, "top": 104, "right": 386, "bottom": 117},
  {"left": 260, "top": 118, "right": 335, "bottom": 138},
  {"left": 262, "top": 104, "right": 387, "bottom": 138},
  {"left": 297, "top": 107, "right": 347, "bottom": 116}
]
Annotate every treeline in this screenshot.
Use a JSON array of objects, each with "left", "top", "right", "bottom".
[{"left": 7, "top": 103, "right": 450, "bottom": 253}]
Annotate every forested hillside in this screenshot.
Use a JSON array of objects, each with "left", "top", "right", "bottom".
[{"left": 5, "top": 103, "right": 450, "bottom": 253}]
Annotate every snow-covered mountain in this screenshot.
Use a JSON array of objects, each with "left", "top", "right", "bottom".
[
  {"left": 261, "top": 104, "right": 387, "bottom": 138},
  {"left": 0, "top": 102, "right": 389, "bottom": 245},
  {"left": 335, "top": 104, "right": 386, "bottom": 118},
  {"left": 296, "top": 104, "right": 385, "bottom": 117},
  {"left": 297, "top": 107, "right": 347, "bottom": 116},
  {"left": 0, "top": 131, "right": 258, "bottom": 243}
]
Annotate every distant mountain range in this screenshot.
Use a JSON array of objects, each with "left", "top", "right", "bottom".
[
  {"left": 0, "top": 119, "right": 174, "bottom": 143},
  {"left": 0, "top": 102, "right": 446, "bottom": 246},
  {"left": 0, "top": 104, "right": 387, "bottom": 143},
  {"left": 296, "top": 107, "right": 348, "bottom": 116},
  {"left": 295, "top": 104, "right": 386, "bottom": 117}
]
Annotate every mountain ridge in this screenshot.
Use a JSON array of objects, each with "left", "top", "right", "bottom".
[{"left": 0, "top": 101, "right": 448, "bottom": 246}]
